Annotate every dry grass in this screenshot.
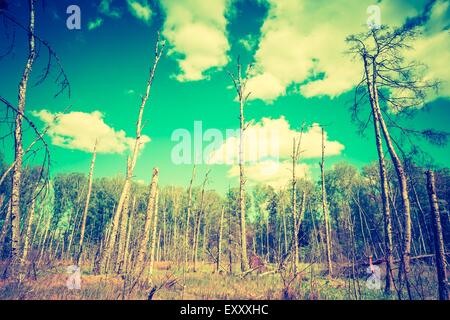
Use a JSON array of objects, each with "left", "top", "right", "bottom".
[{"left": 0, "top": 260, "right": 437, "bottom": 300}]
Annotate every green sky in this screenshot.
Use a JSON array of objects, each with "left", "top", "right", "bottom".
[{"left": 1, "top": 0, "right": 449, "bottom": 192}]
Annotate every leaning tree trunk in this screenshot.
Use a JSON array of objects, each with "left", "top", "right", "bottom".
[
  {"left": 372, "top": 60, "right": 412, "bottom": 299},
  {"left": 100, "top": 36, "right": 164, "bottom": 273},
  {"left": 76, "top": 142, "right": 97, "bottom": 265},
  {"left": 10, "top": 0, "right": 36, "bottom": 272},
  {"left": 362, "top": 53, "right": 394, "bottom": 293},
  {"left": 135, "top": 168, "right": 159, "bottom": 272},
  {"left": 320, "top": 128, "right": 333, "bottom": 277},
  {"left": 116, "top": 191, "right": 130, "bottom": 273},
  {"left": 426, "top": 170, "right": 449, "bottom": 301},
  {"left": 123, "top": 195, "right": 135, "bottom": 273}
]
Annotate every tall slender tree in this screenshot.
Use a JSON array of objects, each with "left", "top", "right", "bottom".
[
  {"left": 320, "top": 128, "right": 333, "bottom": 276},
  {"left": 76, "top": 141, "right": 97, "bottom": 265},
  {"left": 426, "top": 170, "right": 449, "bottom": 300},
  {"left": 228, "top": 58, "right": 252, "bottom": 272},
  {"left": 184, "top": 165, "right": 196, "bottom": 271},
  {"left": 100, "top": 34, "right": 165, "bottom": 273},
  {"left": 347, "top": 26, "right": 444, "bottom": 298},
  {"left": 136, "top": 168, "right": 159, "bottom": 272},
  {"left": 291, "top": 123, "right": 304, "bottom": 273},
  {"left": 10, "top": 0, "right": 36, "bottom": 270}
]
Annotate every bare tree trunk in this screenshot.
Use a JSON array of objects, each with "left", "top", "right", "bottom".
[
  {"left": 116, "top": 191, "right": 130, "bottom": 273},
  {"left": 320, "top": 128, "right": 333, "bottom": 276},
  {"left": 239, "top": 96, "right": 249, "bottom": 272},
  {"left": 426, "top": 170, "right": 449, "bottom": 300},
  {"left": 163, "top": 199, "right": 167, "bottom": 261},
  {"left": 362, "top": 53, "right": 394, "bottom": 293},
  {"left": 116, "top": 159, "right": 133, "bottom": 273},
  {"left": 281, "top": 196, "right": 288, "bottom": 256},
  {"left": 156, "top": 228, "right": 162, "bottom": 263},
  {"left": 217, "top": 206, "right": 225, "bottom": 272},
  {"left": 371, "top": 60, "right": 412, "bottom": 298},
  {"left": 10, "top": 0, "right": 36, "bottom": 271},
  {"left": 123, "top": 196, "right": 135, "bottom": 273},
  {"left": 291, "top": 124, "right": 304, "bottom": 272},
  {"left": 172, "top": 193, "right": 180, "bottom": 262},
  {"left": 37, "top": 212, "right": 51, "bottom": 265},
  {"left": 292, "top": 138, "right": 299, "bottom": 272},
  {"left": 101, "top": 36, "right": 164, "bottom": 273},
  {"left": 202, "top": 220, "right": 209, "bottom": 261},
  {"left": 184, "top": 165, "right": 196, "bottom": 271},
  {"left": 193, "top": 171, "right": 209, "bottom": 271},
  {"left": 76, "top": 142, "right": 97, "bottom": 265},
  {"left": 296, "top": 190, "right": 306, "bottom": 259},
  {"left": 136, "top": 168, "right": 159, "bottom": 271},
  {"left": 149, "top": 189, "right": 160, "bottom": 276}
]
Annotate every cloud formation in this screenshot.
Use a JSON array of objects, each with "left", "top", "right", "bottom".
[
  {"left": 207, "top": 116, "right": 345, "bottom": 164},
  {"left": 33, "top": 110, "right": 150, "bottom": 154},
  {"left": 207, "top": 116, "right": 344, "bottom": 187},
  {"left": 127, "top": 0, "right": 152, "bottom": 24},
  {"left": 247, "top": 0, "right": 450, "bottom": 102},
  {"left": 160, "top": 0, "right": 230, "bottom": 81},
  {"left": 228, "top": 160, "right": 309, "bottom": 188}
]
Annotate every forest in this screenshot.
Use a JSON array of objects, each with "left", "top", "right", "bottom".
[{"left": 0, "top": 0, "right": 449, "bottom": 301}]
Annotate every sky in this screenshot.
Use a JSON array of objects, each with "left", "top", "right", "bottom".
[{"left": 0, "top": 0, "right": 449, "bottom": 193}]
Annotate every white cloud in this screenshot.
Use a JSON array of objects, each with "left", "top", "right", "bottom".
[
  {"left": 248, "top": 0, "right": 450, "bottom": 102},
  {"left": 246, "top": 72, "right": 285, "bottom": 102},
  {"left": 32, "top": 110, "right": 150, "bottom": 154},
  {"left": 207, "top": 116, "right": 344, "bottom": 164},
  {"left": 228, "top": 159, "right": 309, "bottom": 188},
  {"left": 160, "top": 0, "right": 230, "bottom": 81},
  {"left": 405, "top": 1, "right": 450, "bottom": 98},
  {"left": 219, "top": 116, "right": 344, "bottom": 187},
  {"left": 127, "top": 0, "right": 152, "bottom": 24}
]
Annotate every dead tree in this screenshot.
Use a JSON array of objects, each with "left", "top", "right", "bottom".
[
  {"left": 1, "top": 0, "right": 70, "bottom": 277},
  {"left": 357, "top": 46, "right": 395, "bottom": 293},
  {"left": 291, "top": 123, "right": 304, "bottom": 273},
  {"left": 10, "top": 0, "right": 37, "bottom": 269},
  {"left": 148, "top": 189, "right": 160, "bottom": 276},
  {"left": 228, "top": 57, "right": 252, "bottom": 272},
  {"left": 192, "top": 170, "right": 210, "bottom": 272},
  {"left": 101, "top": 34, "right": 165, "bottom": 273},
  {"left": 426, "top": 170, "right": 449, "bottom": 300},
  {"left": 76, "top": 141, "right": 97, "bottom": 265},
  {"left": 347, "top": 26, "right": 446, "bottom": 298},
  {"left": 184, "top": 165, "right": 196, "bottom": 271},
  {"left": 320, "top": 128, "right": 333, "bottom": 276},
  {"left": 135, "top": 168, "right": 159, "bottom": 272}
]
